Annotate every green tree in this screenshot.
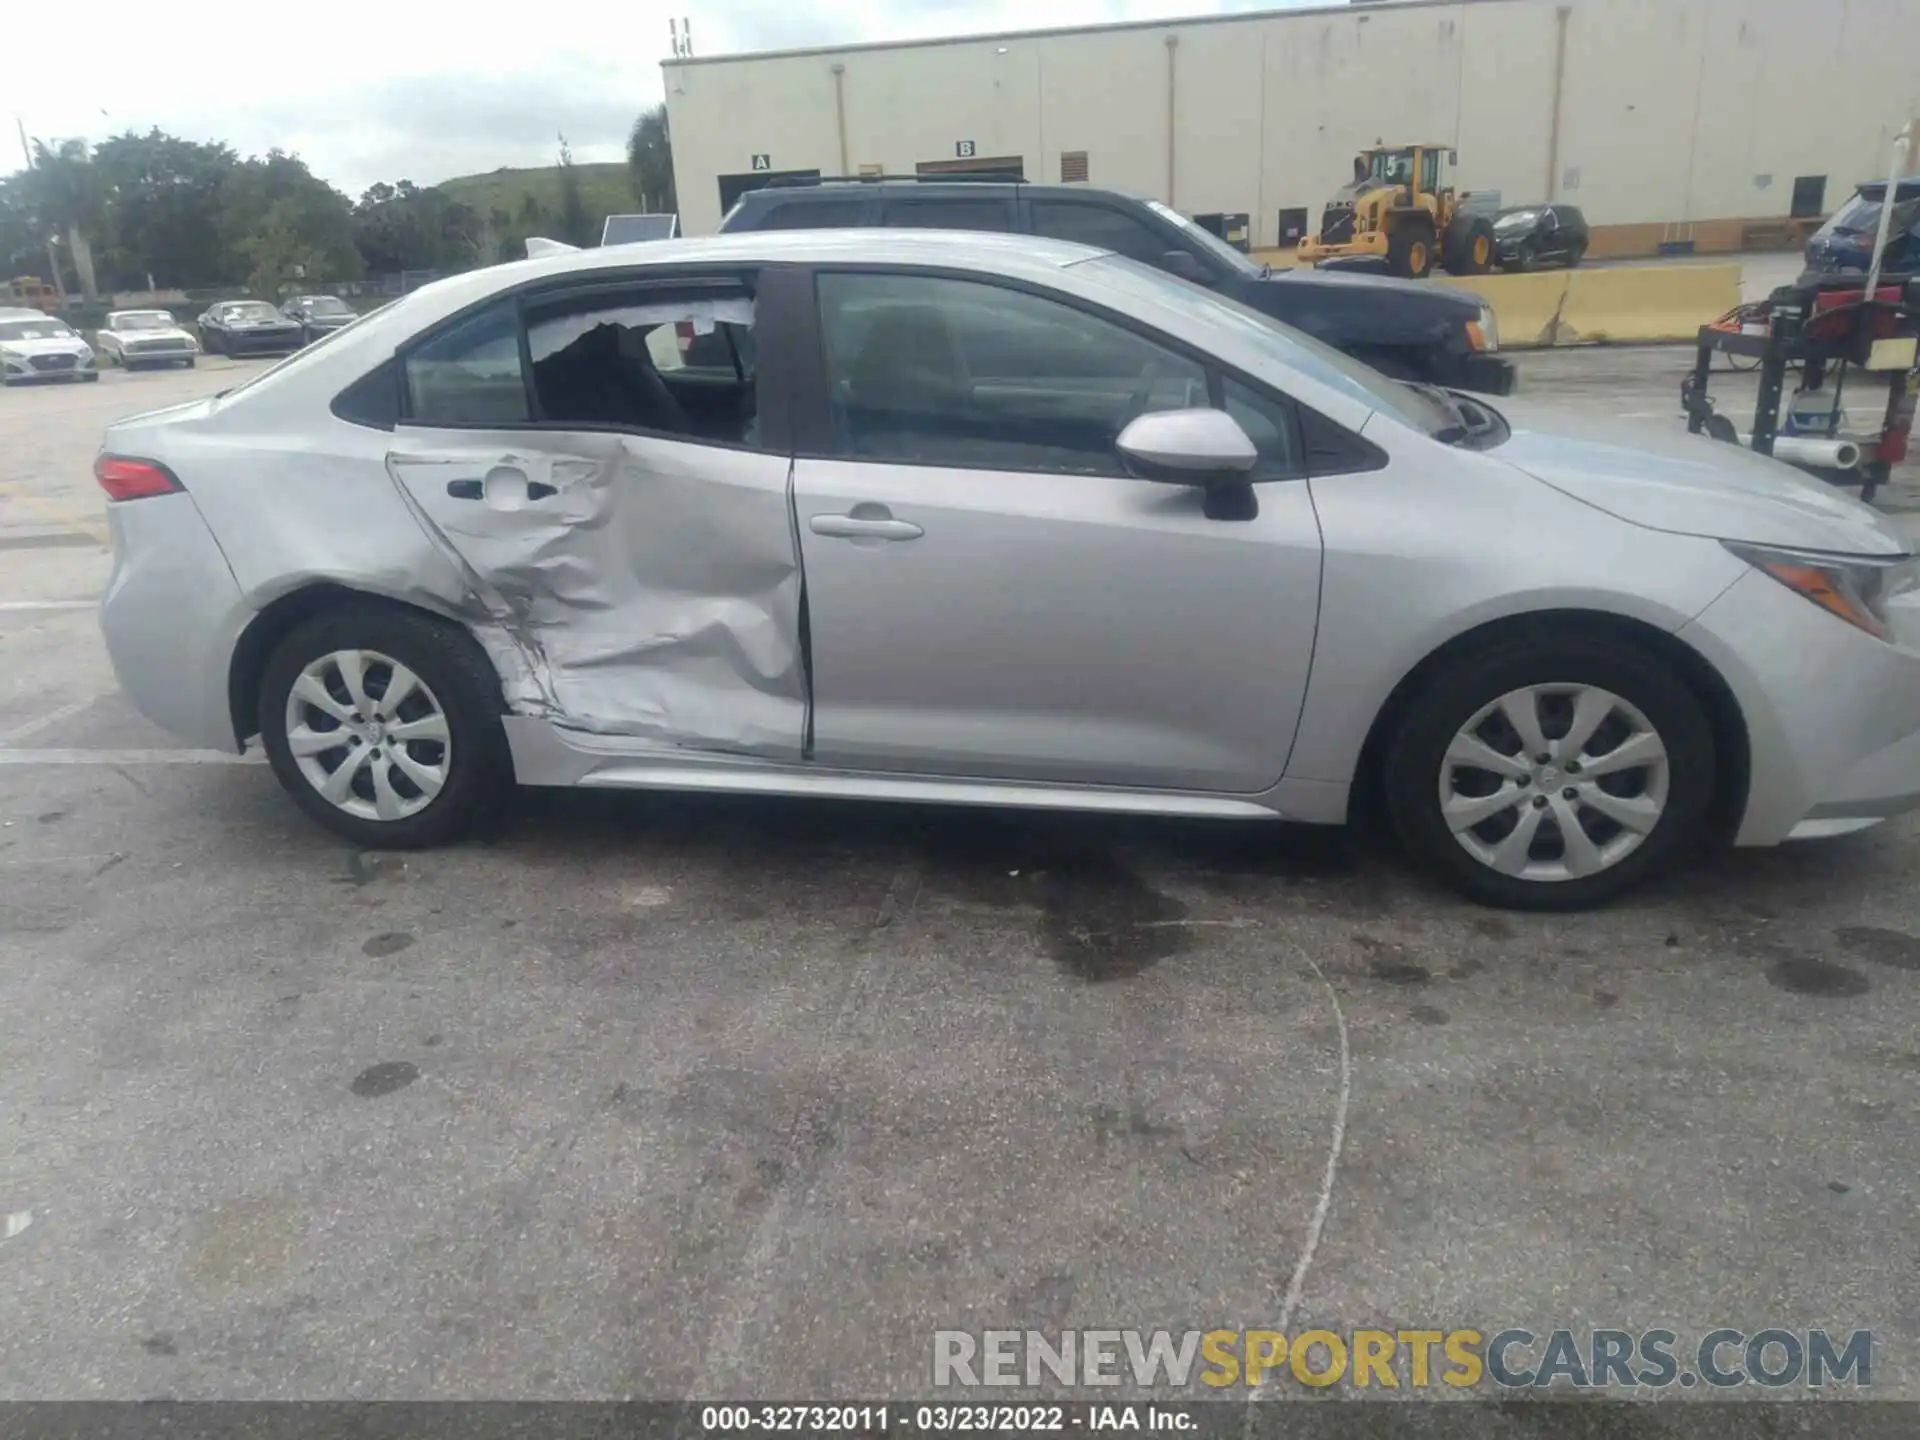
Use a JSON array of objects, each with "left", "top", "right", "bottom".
[
  {"left": 352, "top": 180, "right": 479, "bottom": 275},
  {"left": 23, "top": 138, "right": 106, "bottom": 300},
  {"left": 555, "top": 135, "right": 592, "bottom": 246},
  {"left": 218, "top": 150, "right": 358, "bottom": 286},
  {"left": 93, "top": 130, "right": 239, "bottom": 289},
  {"left": 626, "top": 103, "right": 677, "bottom": 216},
  {"left": 241, "top": 198, "right": 336, "bottom": 297},
  {"left": 0, "top": 174, "right": 54, "bottom": 286}
]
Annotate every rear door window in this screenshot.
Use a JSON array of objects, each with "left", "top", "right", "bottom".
[
  {"left": 1029, "top": 201, "right": 1173, "bottom": 267},
  {"left": 521, "top": 287, "right": 761, "bottom": 446},
  {"left": 757, "top": 198, "right": 870, "bottom": 230},
  {"left": 883, "top": 198, "right": 1015, "bottom": 232}
]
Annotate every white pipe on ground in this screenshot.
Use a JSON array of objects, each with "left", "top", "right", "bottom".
[{"left": 1744, "top": 434, "right": 1865, "bottom": 470}]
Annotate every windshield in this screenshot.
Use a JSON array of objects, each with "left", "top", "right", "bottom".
[
  {"left": 1145, "top": 200, "right": 1264, "bottom": 279},
  {"left": 1828, "top": 195, "right": 1883, "bottom": 234},
  {"left": 224, "top": 303, "right": 282, "bottom": 322},
  {"left": 111, "top": 312, "right": 175, "bottom": 330},
  {"left": 1078, "top": 253, "right": 1446, "bottom": 432},
  {"left": 0, "top": 319, "right": 76, "bottom": 342},
  {"left": 1368, "top": 148, "right": 1415, "bottom": 185},
  {"left": 304, "top": 297, "right": 354, "bottom": 316},
  {"left": 1495, "top": 209, "right": 1541, "bottom": 231}
]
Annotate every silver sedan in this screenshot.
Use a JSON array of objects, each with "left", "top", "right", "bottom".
[{"left": 93, "top": 230, "right": 1920, "bottom": 909}]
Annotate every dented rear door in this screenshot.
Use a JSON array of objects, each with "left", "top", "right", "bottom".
[{"left": 387, "top": 430, "right": 804, "bottom": 758}]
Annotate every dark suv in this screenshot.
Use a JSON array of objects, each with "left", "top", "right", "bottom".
[
  {"left": 721, "top": 179, "right": 1515, "bottom": 395},
  {"left": 1491, "top": 204, "right": 1590, "bottom": 271}
]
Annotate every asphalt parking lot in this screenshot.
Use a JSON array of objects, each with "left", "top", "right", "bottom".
[{"left": 4, "top": 348, "right": 1920, "bottom": 1404}]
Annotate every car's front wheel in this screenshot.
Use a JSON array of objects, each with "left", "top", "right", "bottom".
[
  {"left": 259, "top": 605, "right": 512, "bottom": 848},
  {"left": 1384, "top": 633, "right": 1716, "bottom": 910}
]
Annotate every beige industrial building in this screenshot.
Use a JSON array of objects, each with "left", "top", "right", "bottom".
[{"left": 662, "top": 0, "right": 1919, "bottom": 256}]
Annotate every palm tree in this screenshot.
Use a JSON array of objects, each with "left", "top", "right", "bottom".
[
  {"left": 26, "top": 138, "right": 104, "bottom": 301},
  {"left": 627, "top": 104, "right": 676, "bottom": 215}
]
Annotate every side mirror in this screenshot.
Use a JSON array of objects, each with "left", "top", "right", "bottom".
[
  {"left": 1448, "top": 149, "right": 1459, "bottom": 166},
  {"left": 1158, "top": 249, "right": 1207, "bottom": 283},
  {"left": 1117, "top": 408, "right": 1258, "bottom": 483}
]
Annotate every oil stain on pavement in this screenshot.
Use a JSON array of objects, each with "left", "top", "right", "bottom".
[
  {"left": 1836, "top": 926, "right": 1920, "bottom": 971},
  {"left": 1767, "top": 955, "right": 1872, "bottom": 998},
  {"left": 1037, "top": 851, "right": 1188, "bottom": 982},
  {"left": 350, "top": 1061, "right": 420, "bottom": 1097}
]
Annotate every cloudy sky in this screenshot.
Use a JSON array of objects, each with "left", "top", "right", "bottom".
[{"left": 8, "top": 0, "right": 1307, "bottom": 198}]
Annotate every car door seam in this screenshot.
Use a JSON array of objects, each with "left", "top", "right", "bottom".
[
  {"left": 786, "top": 454, "right": 816, "bottom": 759},
  {"left": 1277, "top": 478, "right": 1332, "bottom": 783}
]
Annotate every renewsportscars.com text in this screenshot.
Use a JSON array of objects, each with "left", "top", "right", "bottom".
[{"left": 932, "top": 1327, "right": 1873, "bottom": 1390}]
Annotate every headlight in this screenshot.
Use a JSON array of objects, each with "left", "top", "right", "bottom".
[
  {"left": 1468, "top": 303, "right": 1499, "bottom": 353},
  {"left": 1723, "top": 541, "right": 1920, "bottom": 640}
]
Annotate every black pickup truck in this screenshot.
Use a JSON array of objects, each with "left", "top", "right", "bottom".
[{"left": 720, "top": 178, "right": 1514, "bottom": 395}]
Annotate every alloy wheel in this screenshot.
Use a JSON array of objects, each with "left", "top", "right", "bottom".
[
  {"left": 283, "top": 648, "right": 453, "bottom": 822},
  {"left": 1438, "top": 684, "right": 1669, "bottom": 883}
]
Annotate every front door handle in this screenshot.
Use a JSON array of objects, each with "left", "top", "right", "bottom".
[{"left": 809, "top": 513, "right": 924, "bottom": 541}]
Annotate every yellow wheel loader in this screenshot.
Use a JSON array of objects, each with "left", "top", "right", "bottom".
[{"left": 1298, "top": 143, "right": 1496, "bottom": 280}]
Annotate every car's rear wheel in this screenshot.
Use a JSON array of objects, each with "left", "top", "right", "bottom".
[
  {"left": 1384, "top": 634, "right": 1716, "bottom": 910},
  {"left": 259, "top": 606, "right": 511, "bottom": 848}
]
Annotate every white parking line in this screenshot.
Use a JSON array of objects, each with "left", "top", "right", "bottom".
[
  {"left": 0, "top": 600, "right": 97, "bottom": 612},
  {"left": 0, "top": 748, "right": 261, "bottom": 765},
  {"left": 0, "top": 698, "right": 101, "bottom": 746}
]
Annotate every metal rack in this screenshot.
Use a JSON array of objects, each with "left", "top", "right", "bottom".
[{"left": 1681, "top": 274, "right": 1920, "bottom": 505}]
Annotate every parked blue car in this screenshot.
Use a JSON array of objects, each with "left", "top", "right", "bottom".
[{"left": 1804, "top": 179, "right": 1920, "bottom": 275}]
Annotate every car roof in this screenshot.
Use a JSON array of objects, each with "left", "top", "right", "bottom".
[
  {"left": 739, "top": 180, "right": 1144, "bottom": 206},
  {"left": 417, "top": 229, "right": 1109, "bottom": 310},
  {"left": 0, "top": 306, "right": 48, "bottom": 320}
]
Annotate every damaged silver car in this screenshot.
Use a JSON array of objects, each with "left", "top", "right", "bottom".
[{"left": 97, "top": 230, "right": 1920, "bottom": 909}]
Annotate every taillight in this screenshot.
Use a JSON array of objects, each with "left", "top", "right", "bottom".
[
  {"left": 94, "top": 455, "right": 183, "bottom": 501},
  {"left": 674, "top": 321, "right": 695, "bottom": 355}
]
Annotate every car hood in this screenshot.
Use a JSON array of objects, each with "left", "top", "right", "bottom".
[
  {"left": 1235, "top": 268, "right": 1477, "bottom": 346},
  {"left": 0, "top": 335, "right": 90, "bottom": 356},
  {"left": 1268, "top": 265, "right": 1477, "bottom": 309},
  {"left": 108, "top": 326, "right": 195, "bottom": 343},
  {"left": 1492, "top": 398, "right": 1907, "bottom": 556}
]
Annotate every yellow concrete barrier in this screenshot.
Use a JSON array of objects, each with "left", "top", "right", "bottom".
[
  {"left": 1433, "top": 263, "right": 1741, "bottom": 348},
  {"left": 1436, "top": 272, "right": 1573, "bottom": 349},
  {"left": 1555, "top": 263, "right": 1741, "bottom": 344}
]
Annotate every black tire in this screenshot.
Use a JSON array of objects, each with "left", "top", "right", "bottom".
[
  {"left": 1383, "top": 631, "right": 1717, "bottom": 911},
  {"left": 82, "top": 371, "right": 99, "bottom": 382},
  {"left": 1443, "top": 215, "right": 1497, "bottom": 275},
  {"left": 1387, "top": 219, "right": 1437, "bottom": 279},
  {"left": 1566, "top": 241, "right": 1587, "bottom": 268},
  {"left": 181, "top": 356, "right": 196, "bottom": 368},
  {"left": 259, "top": 604, "right": 512, "bottom": 849}
]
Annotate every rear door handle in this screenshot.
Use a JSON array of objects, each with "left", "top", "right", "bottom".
[
  {"left": 809, "top": 514, "right": 924, "bottom": 541},
  {"left": 446, "top": 474, "right": 557, "bottom": 502}
]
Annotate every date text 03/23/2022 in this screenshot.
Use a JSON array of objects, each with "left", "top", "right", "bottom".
[{"left": 700, "top": 1405, "right": 1189, "bottom": 1432}]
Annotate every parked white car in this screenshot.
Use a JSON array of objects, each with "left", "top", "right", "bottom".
[
  {"left": 97, "top": 310, "right": 199, "bottom": 370},
  {"left": 0, "top": 307, "right": 97, "bottom": 384}
]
